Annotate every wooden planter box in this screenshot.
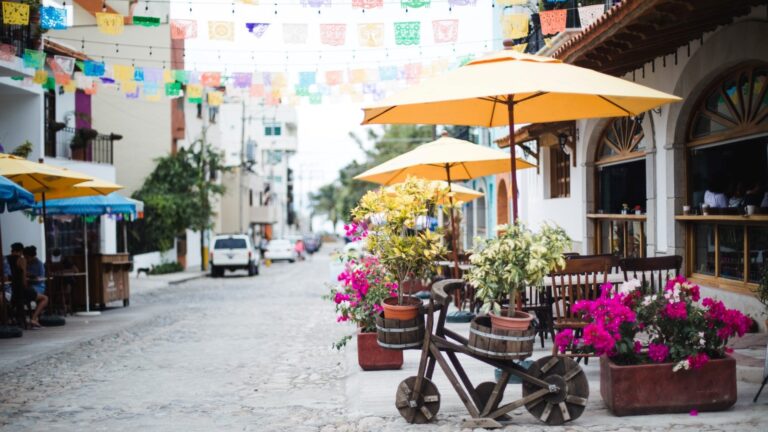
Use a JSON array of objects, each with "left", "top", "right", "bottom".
[
  {"left": 600, "top": 355, "right": 737, "bottom": 416},
  {"left": 357, "top": 331, "right": 403, "bottom": 371}
]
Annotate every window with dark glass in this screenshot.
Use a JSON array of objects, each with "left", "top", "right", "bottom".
[{"left": 550, "top": 147, "right": 570, "bottom": 198}]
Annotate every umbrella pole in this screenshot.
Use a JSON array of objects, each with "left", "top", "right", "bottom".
[
  {"left": 76, "top": 216, "right": 100, "bottom": 317},
  {"left": 445, "top": 165, "right": 462, "bottom": 308},
  {"left": 0, "top": 224, "right": 8, "bottom": 326},
  {"left": 507, "top": 96, "right": 519, "bottom": 223}
]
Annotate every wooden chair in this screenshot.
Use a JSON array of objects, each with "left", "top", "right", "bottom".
[
  {"left": 521, "top": 284, "right": 555, "bottom": 348},
  {"left": 619, "top": 255, "right": 683, "bottom": 294},
  {"left": 567, "top": 253, "right": 620, "bottom": 272},
  {"left": 549, "top": 256, "right": 613, "bottom": 357}
]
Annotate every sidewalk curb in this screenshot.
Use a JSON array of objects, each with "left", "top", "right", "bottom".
[{"left": 167, "top": 272, "right": 208, "bottom": 285}]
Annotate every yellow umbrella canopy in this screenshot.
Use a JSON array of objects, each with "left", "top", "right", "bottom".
[
  {"left": 355, "top": 135, "right": 534, "bottom": 185},
  {"left": 0, "top": 154, "right": 92, "bottom": 195},
  {"left": 39, "top": 178, "right": 123, "bottom": 200},
  {"left": 361, "top": 50, "right": 681, "bottom": 220},
  {"left": 385, "top": 180, "right": 483, "bottom": 204},
  {"left": 362, "top": 50, "right": 682, "bottom": 126}
]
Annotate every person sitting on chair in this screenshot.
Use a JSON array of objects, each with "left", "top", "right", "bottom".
[
  {"left": 6, "top": 243, "right": 45, "bottom": 328},
  {"left": 22, "top": 246, "right": 48, "bottom": 328}
]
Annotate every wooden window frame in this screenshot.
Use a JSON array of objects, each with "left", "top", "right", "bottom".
[{"left": 549, "top": 146, "right": 570, "bottom": 198}]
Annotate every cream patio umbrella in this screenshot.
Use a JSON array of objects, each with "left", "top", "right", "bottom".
[
  {"left": 362, "top": 50, "right": 682, "bottom": 221},
  {"left": 385, "top": 180, "right": 484, "bottom": 205}
]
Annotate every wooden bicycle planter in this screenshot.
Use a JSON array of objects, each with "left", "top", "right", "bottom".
[
  {"left": 467, "top": 316, "right": 535, "bottom": 360},
  {"left": 392, "top": 279, "right": 589, "bottom": 429},
  {"left": 376, "top": 313, "right": 425, "bottom": 350}
]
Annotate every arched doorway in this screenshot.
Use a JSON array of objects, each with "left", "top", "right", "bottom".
[
  {"left": 497, "top": 179, "right": 509, "bottom": 226},
  {"left": 682, "top": 63, "right": 768, "bottom": 290},
  {"left": 591, "top": 116, "right": 648, "bottom": 258}
]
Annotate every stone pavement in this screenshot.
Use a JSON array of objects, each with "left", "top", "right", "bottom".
[{"left": 0, "top": 247, "right": 766, "bottom": 431}]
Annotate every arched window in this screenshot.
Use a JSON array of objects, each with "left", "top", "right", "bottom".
[
  {"left": 591, "top": 116, "right": 648, "bottom": 258},
  {"left": 497, "top": 179, "right": 509, "bottom": 226},
  {"left": 684, "top": 63, "right": 768, "bottom": 288},
  {"left": 688, "top": 64, "right": 768, "bottom": 145}
]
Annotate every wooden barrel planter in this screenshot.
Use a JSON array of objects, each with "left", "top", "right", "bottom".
[
  {"left": 467, "top": 316, "right": 535, "bottom": 360},
  {"left": 375, "top": 313, "right": 424, "bottom": 350}
]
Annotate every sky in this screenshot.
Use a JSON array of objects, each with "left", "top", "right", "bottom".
[{"left": 171, "top": 0, "right": 494, "bottom": 230}]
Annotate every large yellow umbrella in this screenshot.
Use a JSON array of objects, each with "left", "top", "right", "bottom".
[
  {"left": 0, "top": 154, "right": 92, "bottom": 194},
  {"left": 362, "top": 50, "right": 682, "bottom": 220},
  {"left": 355, "top": 135, "right": 534, "bottom": 185},
  {"left": 38, "top": 178, "right": 123, "bottom": 200}
]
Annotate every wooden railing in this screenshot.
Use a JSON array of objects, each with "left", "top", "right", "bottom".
[{"left": 587, "top": 213, "right": 646, "bottom": 258}]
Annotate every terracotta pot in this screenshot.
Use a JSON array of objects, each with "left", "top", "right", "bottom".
[
  {"left": 357, "top": 331, "right": 403, "bottom": 371},
  {"left": 600, "top": 355, "right": 737, "bottom": 416},
  {"left": 382, "top": 296, "right": 421, "bottom": 320},
  {"left": 489, "top": 309, "right": 533, "bottom": 331}
]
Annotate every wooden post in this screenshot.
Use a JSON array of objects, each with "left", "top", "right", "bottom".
[{"left": 507, "top": 96, "right": 519, "bottom": 223}]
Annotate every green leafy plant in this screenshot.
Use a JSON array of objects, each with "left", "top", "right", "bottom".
[
  {"left": 466, "top": 222, "right": 570, "bottom": 316},
  {"left": 148, "top": 261, "right": 184, "bottom": 275},
  {"left": 352, "top": 177, "right": 447, "bottom": 305},
  {"left": 11, "top": 140, "right": 33, "bottom": 159},
  {"left": 755, "top": 265, "right": 768, "bottom": 313}
]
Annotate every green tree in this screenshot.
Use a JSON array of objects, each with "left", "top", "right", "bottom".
[{"left": 130, "top": 128, "right": 227, "bottom": 253}]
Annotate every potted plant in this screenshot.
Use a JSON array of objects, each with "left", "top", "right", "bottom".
[
  {"left": 465, "top": 222, "right": 570, "bottom": 330},
  {"left": 326, "top": 251, "right": 403, "bottom": 370},
  {"left": 621, "top": 203, "right": 629, "bottom": 214},
  {"left": 755, "top": 265, "right": 768, "bottom": 329},
  {"left": 352, "top": 177, "right": 447, "bottom": 320},
  {"left": 556, "top": 277, "right": 751, "bottom": 416},
  {"left": 634, "top": 205, "right": 642, "bottom": 215}
]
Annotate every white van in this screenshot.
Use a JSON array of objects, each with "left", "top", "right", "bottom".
[{"left": 210, "top": 234, "right": 259, "bottom": 277}]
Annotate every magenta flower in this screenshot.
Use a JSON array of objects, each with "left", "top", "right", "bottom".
[
  {"left": 664, "top": 301, "right": 688, "bottom": 320},
  {"left": 633, "top": 341, "right": 643, "bottom": 354},
  {"left": 688, "top": 352, "right": 709, "bottom": 369},
  {"left": 648, "top": 343, "right": 669, "bottom": 363},
  {"left": 555, "top": 329, "right": 575, "bottom": 354}
]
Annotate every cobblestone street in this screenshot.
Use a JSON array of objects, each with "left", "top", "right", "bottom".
[{"left": 1, "top": 247, "right": 767, "bottom": 432}]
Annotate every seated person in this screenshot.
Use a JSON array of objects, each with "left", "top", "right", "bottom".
[
  {"left": 704, "top": 180, "right": 728, "bottom": 208},
  {"left": 744, "top": 182, "right": 764, "bottom": 207},
  {"left": 52, "top": 248, "right": 78, "bottom": 296},
  {"left": 727, "top": 182, "right": 745, "bottom": 208},
  {"left": 6, "top": 243, "right": 47, "bottom": 328},
  {"left": 23, "top": 246, "right": 49, "bottom": 327}
]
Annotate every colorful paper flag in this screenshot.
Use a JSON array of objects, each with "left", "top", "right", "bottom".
[
  {"left": 497, "top": 0, "right": 527, "bottom": 5},
  {"left": 301, "top": 0, "right": 330, "bottom": 6},
  {"left": 249, "top": 84, "right": 265, "bottom": 97},
  {"left": 283, "top": 23, "right": 308, "bottom": 44},
  {"left": 501, "top": 14, "right": 529, "bottom": 40},
  {"left": 33, "top": 69, "right": 48, "bottom": 85},
  {"left": 209, "top": 21, "right": 235, "bottom": 41},
  {"left": 208, "top": 91, "right": 223, "bottom": 106},
  {"left": 40, "top": 6, "right": 67, "bottom": 30},
  {"left": 432, "top": 19, "right": 458, "bottom": 43},
  {"left": 200, "top": 72, "right": 221, "bottom": 87},
  {"left": 349, "top": 69, "right": 367, "bottom": 84},
  {"left": 96, "top": 12, "right": 124, "bottom": 35},
  {"left": 22, "top": 49, "right": 45, "bottom": 69},
  {"left": 113, "top": 65, "right": 134, "bottom": 82},
  {"left": 309, "top": 93, "right": 322, "bottom": 105},
  {"left": 63, "top": 80, "right": 76, "bottom": 93},
  {"left": 358, "top": 23, "right": 384, "bottom": 48},
  {"left": 84, "top": 60, "right": 105, "bottom": 77},
  {"left": 122, "top": 80, "right": 138, "bottom": 95},
  {"left": 352, "top": 0, "right": 383, "bottom": 8},
  {"left": 294, "top": 85, "right": 309, "bottom": 96},
  {"left": 0, "top": 43, "right": 15, "bottom": 61},
  {"left": 579, "top": 4, "right": 606, "bottom": 28},
  {"left": 241, "top": 0, "right": 259, "bottom": 4},
  {"left": 134, "top": 67, "right": 145, "bottom": 82},
  {"left": 539, "top": 9, "right": 566, "bottom": 36},
  {"left": 401, "top": 0, "right": 430, "bottom": 8},
  {"left": 143, "top": 67, "right": 163, "bottom": 83},
  {"left": 404, "top": 63, "right": 421, "bottom": 80},
  {"left": 173, "top": 70, "right": 188, "bottom": 84},
  {"left": 394, "top": 22, "right": 420, "bottom": 46},
  {"left": 448, "top": 0, "right": 477, "bottom": 6},
  {"left": 320, "top": 24, "right": 347, "bottom": 46},
  {"left": 245, "top": 22, "right": 270, "bottom": 38},
  {"left": 171, "top": 19, "right": 197, "bottom": 40},
  {"left": 187, "top": 84, "right": 203, "bottom": 101},
  {"left": 299, "top": 71, "right": 316, "bottom": 87},
  {"left": 2, "top": 2, "right": 29, "bottom": 25},
  {"left": 53, "top": 55, "right": 75, "bottom": 75},
  {"left": 233, "top": 72, "right": 252, "bottom": 88},
  {"left": 144, "top": 81, "right": 161, "bottom": 96},
  {"left": 325, "top": 70, "right": 343, "bottom": 85},
  {"left": 133, "top": 16, "right": 160, "bottom": 27},
  {"left": 163, "top": 70, "right": 174, "bottom": 83},
  {"left": 378, "top": 66, "right": 398, "bottom": 81}
]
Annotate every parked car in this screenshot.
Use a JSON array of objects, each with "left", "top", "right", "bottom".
[
  {"left": 264, "top": 239, "right": 298, "bottom": 263},
  {"left": 210, "top": 234, "right": 259, "bottom": 277},
  {"left": 304, "top": 235, "right": 321, "bottom": 254}
]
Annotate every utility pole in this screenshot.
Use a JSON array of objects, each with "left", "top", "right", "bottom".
[{"left": 239, "top": 99, "right": 246, "bottom": 234}]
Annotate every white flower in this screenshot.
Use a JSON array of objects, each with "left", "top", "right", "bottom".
[
  {"left": 619, "top": 279, "right": 641, "bottom": 296},
  {"left": 673, "top": 360, "right": 691, "bottom": 372}
]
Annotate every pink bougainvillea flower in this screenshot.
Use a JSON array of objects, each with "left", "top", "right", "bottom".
[
  {"left": 688, "top": 352, "right": 709, "bottom": 369},
  {"left": 648, "top": 343, "right": 669, "bottom": 363},
  {"left": 663, "top": 301, "right": 688, "bottom": 320},
  {"left": 690, "top": 409, "right": 698, "bottom": 416},
  {"left": 555, "top": 329, "right": 575, "bottom": 354},
  {"left": 633, "top": 341, "right": 643, "bottom": 354}
]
